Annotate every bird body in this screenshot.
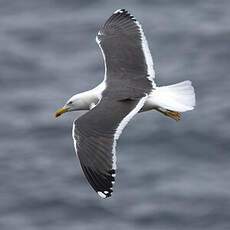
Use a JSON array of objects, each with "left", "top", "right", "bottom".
[
  {"left": 58, "top": 80, "right": 195, "bottom": 116},
  {"left": 55, "top": 9, "right": 196, "bottom": 198}
]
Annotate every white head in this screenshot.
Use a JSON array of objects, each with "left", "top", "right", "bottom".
[{"left": 54, "top": 91, "right": 98, "bottom": 118}]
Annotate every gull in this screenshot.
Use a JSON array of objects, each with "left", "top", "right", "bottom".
[{"left": 55, "top": 9, "right": 195, "bottom": 198}]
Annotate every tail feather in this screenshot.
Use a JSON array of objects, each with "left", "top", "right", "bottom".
[{"left": 150, "top": 80, "right": 196, "bottom": 112}]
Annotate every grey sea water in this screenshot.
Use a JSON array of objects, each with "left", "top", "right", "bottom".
[{"left": 0, "top": 0, "right": 230, "bottom": 229}]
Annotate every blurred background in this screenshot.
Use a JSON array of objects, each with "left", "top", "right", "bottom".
[{"left": 0, "top": 0, "right": 230, "bottom": 229}]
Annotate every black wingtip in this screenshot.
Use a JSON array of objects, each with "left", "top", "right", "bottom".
[
  {"left": 96, "top": 170, "right": 115, "bottom": 199},
  {"left": 113, "top": 9, "right": 136, "bottom": 21},
  {"left": 97, "top": 190, "right": 112, "bottom": 199},
  {"left": 113, "top": 9, "right": 127, "bottom": 14}
]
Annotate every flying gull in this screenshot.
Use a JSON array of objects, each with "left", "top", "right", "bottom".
[{"left": 55, "top": 9, "right": 196, "bottom": 198}]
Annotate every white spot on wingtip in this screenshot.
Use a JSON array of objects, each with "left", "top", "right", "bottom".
[
  {"left": 113, "top": 9, "right": 124, "bottom": 14},
  {"left": 97, "top": 191, "right": 106, "bottom": 198},
  {"left": 104, "top": 191, "right": 109, "bottom": 194}
]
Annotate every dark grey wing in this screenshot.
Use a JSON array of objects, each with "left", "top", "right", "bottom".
[
  {"left": 72, "top": 96, "right": 147, "bottom": 198},
  {"left": 96, "top": 9, "right": 155, "bottom": 91}
]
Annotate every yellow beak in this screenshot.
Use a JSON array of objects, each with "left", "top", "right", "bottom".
[{"left": 54, "top": 107, "right": 69, "bottom": 118}]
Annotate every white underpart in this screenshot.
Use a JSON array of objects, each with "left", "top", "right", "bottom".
[{"left": 112, "top": 95, "right": 148, "bottom": 170}]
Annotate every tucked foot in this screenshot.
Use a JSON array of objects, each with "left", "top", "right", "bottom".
[
  {"left": 164, "top": 110, "right": 181, "bottom": 121},
  {"left": 156, "top": 108, "right": 181, "bottom": 121}
]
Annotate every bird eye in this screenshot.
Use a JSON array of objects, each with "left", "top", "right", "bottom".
[{"left": 68, "top": 101, "right": 73, "bottom": 105}]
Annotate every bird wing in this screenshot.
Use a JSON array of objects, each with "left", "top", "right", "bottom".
[
  {"left": 72, "top": 96, "right": 147, "bottom": 198},
  {"left": 96, "top": 9, "right": 155, "bottom": 92}
]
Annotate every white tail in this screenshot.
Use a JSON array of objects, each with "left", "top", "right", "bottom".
[{"left": 149, "top": 80, "right": 196, "bottom": 112}]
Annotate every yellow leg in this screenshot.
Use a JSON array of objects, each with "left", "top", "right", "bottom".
[{"left": 156, "top": 108, "right": 181, "bottom": 121}]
